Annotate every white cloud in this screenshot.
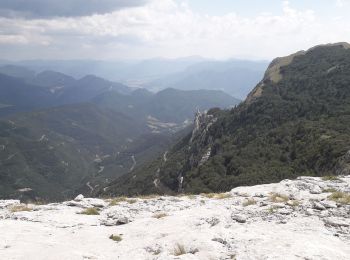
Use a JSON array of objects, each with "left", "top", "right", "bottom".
[
  {"left": 336, "top": 0, "right": 345, "bottom": 7},
  {"left": 0, "top": 0, "right": 350, "bottom": 60}
]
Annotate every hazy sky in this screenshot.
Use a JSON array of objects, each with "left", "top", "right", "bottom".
[{"left": 0, "top": 0, "right": 350, "bottom": 61}]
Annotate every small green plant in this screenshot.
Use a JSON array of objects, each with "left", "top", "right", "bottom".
[
  {"left": 267, "top": 205, "right": 279, "bottom": 214},
  {"left": 153, "top": 212, "right": 168, "bottom": 219},
  {"left": 79, "top": 207, "right": 100, "bottom": 215},
  {"left": 269, "top": 193, "right": 289, "bottom": 203},
  {"left": 322, "top": 188, "right": 337, "bottom": 193},
  {"left": 109, "top": 234, "right": 122, "bottom": 242},
  {"left": 127, "top": 199, "right": 137, "bottom": 204},
  {"left": 328, "top": 191, "right": 350, "bottom": 204},
  {"left": 243, "top": 198, "right": 256, "bottom": 207},
  {"left": 322, "top": 175, "right": 340, "bottom": 181},
  {"left": 173, "top": 243, "right": 187, "bottom": 256}
]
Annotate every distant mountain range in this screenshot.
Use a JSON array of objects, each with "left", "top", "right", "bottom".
[
  {"left": 0, "top": 57, "right": 268, "bottom": 99},
  {"left": 100, "top": 43, "right": 350, "bottom": 197},
  {"left": 0, "top": 68, "right": 131, "bottom": 117},
  {"left": 145, "top": 60, "right": 268, "bottom": 99}
]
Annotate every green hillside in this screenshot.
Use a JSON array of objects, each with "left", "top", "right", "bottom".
[{"left": 100, "top": 43, "right": 350, "bottom": 196}]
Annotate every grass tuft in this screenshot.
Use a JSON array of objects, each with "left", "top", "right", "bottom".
[
  {"left": 109, "top": 197, "right": 138, "bottom": 206},
  {"left": 288, "top": 200, "right": 300, "bottom": 207},
  {"left": 10, "top": 204, "right": 33, "bottom": 212},
  {"left": 269, "top": 193, "right": 289, "bottom": 203},
  {"left": 322, "top": 175, "right": 340, "bottom": 181},
  {"left": 173, "top": 243, "right": 187, "bottom": 256},
  {"left": 267, "top": 205, "right": 279, "bottom": 214},
  {"left": 79, "top": 207, "right": 100, "bottom": 215},
  {"left": 201, "top": 193, "right": 231, "bottom": 199},
  {"left": 109, "top": 234, "right": 122, "bottom": 242},
  {"left": 328, "top": 191, "right": 350, "bottom": 204},
  {"left": 152, "top": 212, "right": 168, "bottom": 219},
  {"left": 243, "top": 198, "right": 256, "bottom": 207},
  {"left": 323, "top": 188, "right": 337, "bottom": 193},
  {"left": 109, "top": 197, "right": 127, "bottom": 206}
]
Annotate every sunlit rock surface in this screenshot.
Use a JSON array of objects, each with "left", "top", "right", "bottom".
[{"left": 0, "top": 176, "right": 349, "bottom": 260}]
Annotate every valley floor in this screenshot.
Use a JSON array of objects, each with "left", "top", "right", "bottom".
[{"left": 0, "top": 176, "right": 350, "bottom": 260}]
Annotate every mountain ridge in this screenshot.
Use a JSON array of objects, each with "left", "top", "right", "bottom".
[{"left": 100, "top": 43, "right": 350, "bottom": 197}]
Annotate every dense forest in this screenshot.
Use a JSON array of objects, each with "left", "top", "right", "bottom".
[{"left": 101, "top": 44, "right": 350, "bottom": 196}]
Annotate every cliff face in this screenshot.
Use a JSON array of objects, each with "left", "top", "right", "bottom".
[{"left": 102, "top": 43, "right": 350, "bottom": 197}]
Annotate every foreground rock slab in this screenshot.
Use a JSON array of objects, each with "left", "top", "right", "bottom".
[{"left": 0, "top": 176, "right": 349, "bottom": 260}]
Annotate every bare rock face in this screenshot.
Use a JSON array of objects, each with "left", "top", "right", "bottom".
[{"left": 0, "top": 176, "right": 349, "bottom": 260}]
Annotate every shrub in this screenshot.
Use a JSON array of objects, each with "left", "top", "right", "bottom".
[{"left": 109, "top": 234, "right": 122, "bottom": 242}]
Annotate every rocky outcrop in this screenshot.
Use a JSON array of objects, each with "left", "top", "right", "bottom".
[
  {"left": 0, "top": 175, "right": 349, "bottom": 259},
  {"left": 188, "top": 110, "right": 217, "bottom": 169}
]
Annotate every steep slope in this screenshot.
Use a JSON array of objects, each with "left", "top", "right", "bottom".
[
  {"left": 0, "top": 103, "right": 148, "bottom": 201},
  {"left": 101, "top": 43, "right": 350, "bottom": 196}
]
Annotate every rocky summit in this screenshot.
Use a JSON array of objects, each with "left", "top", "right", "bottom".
[{"left": 0, "top": 175, "right": 349, "bottom": 260}]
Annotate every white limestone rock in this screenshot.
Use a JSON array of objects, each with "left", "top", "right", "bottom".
[
  {"left": 0, "top": 175, "right": 349, "bottom": 260},
  {"left": 74, "top": 194, "right": 84, "bottom": 201},
  {"left": 231, "top": 214, "right": 247, "bottom": 223},
  {"left": 321, "top": 200, "right": 337, "bottom": 209},
  {"left": 0, "top": 200, "right": 20, "bottom": 209},
  {"left": 313, "top": 202, "right": 326, "bottom": 210}
]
